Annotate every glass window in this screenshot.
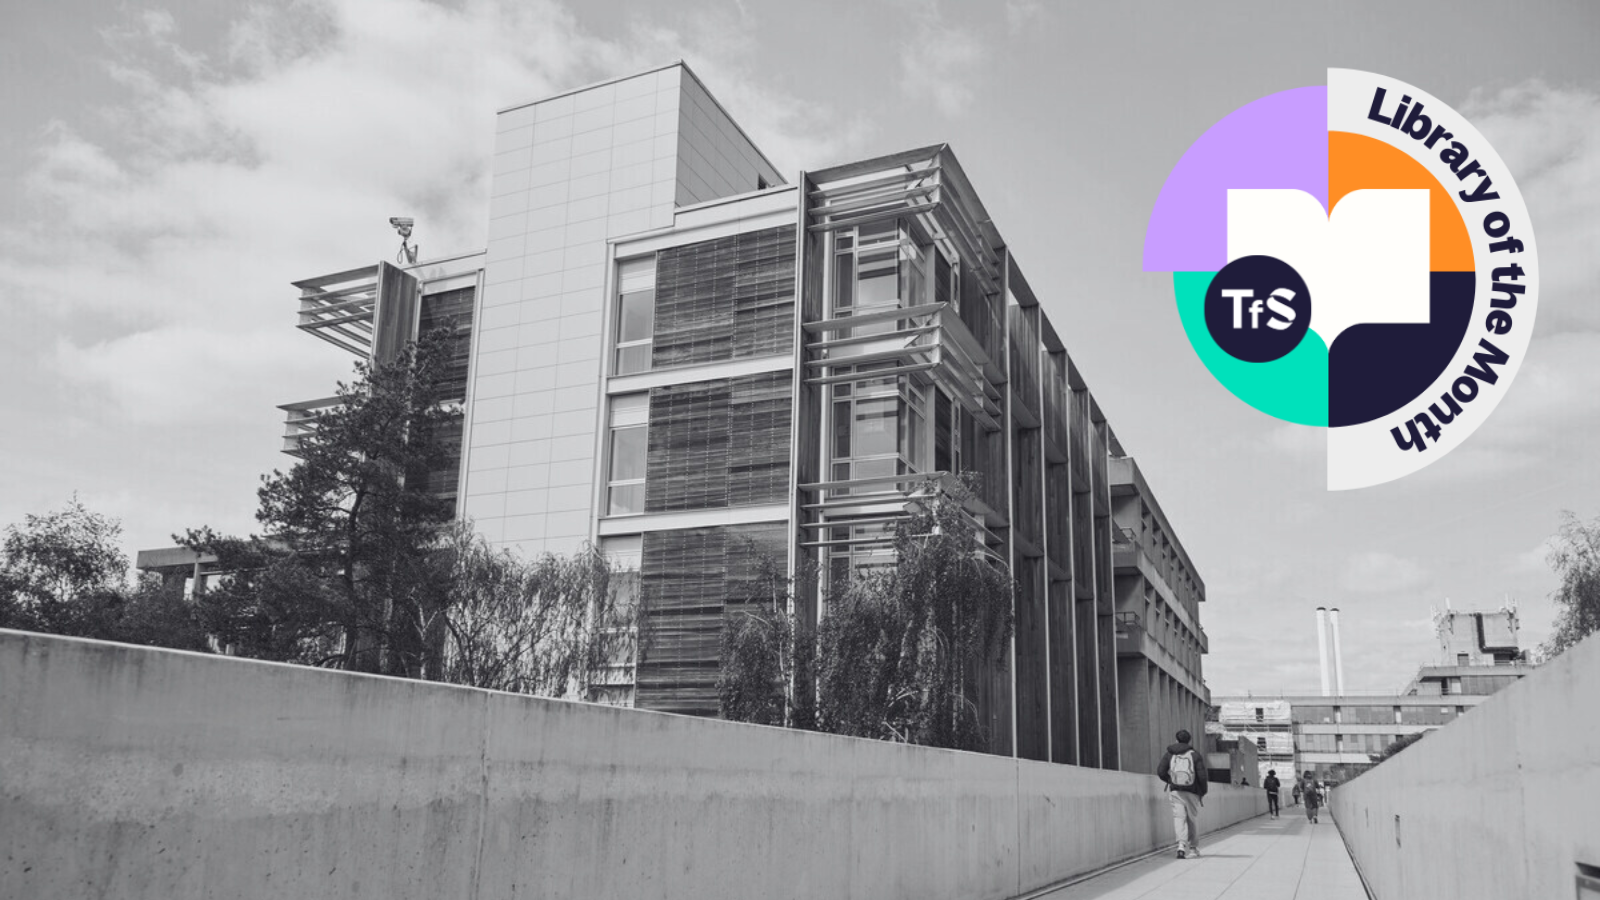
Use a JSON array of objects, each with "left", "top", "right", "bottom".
[
  {"left": 607, "top": 394, "right": 649, "bottom": 515},
  {"left": 934, "top": 390, "right": 954, "bottom": 473},
  {"left": 853, "top": 396, "right": 897, "bottom": 457},
  {"left": 600, "top": 535, "right": 642, "bottom": 614},
  {"left": 829, "top": 222, "right": 931, "bottom": 333},
  {"left": 902, "top": 386, "right": 927, "bottom": 472},
  {"left": 615, "top": 257, "right": 655, "bottom": 375},
  {"left": 856, "top": 247, "right": 898, "bottom": 310},
  {"left": 935, "top": 250, "right": 953, "bottom": 310},
  {"left": 833, "top": 246, "right": 855, "bottom": 313},
  {"left": 824, "top": 517, "right": 894, "bottom": 593}
]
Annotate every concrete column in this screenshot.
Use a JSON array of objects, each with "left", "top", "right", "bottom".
[
  {"left": 1315, "top": 607, "right": 1331, "bottom": 696},
  {"left": 1329, "top": 607, "right": 1346, "bottom": 694}
]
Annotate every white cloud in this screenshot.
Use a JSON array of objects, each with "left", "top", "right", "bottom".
[
  {"left": 1510, "top": 538, "right": 1555, "bottom": 576},
  {"left": 619, "top": 10, "right": 871, "bottom": 172},
  {"left": 1263, "top": 422, "right": 1325, "bottom": 460},
  {"left": 1004, "top": 1, "right": 1043, "bottom": 35},
  {"left": 1339, "top": 551, "right": 1429, "bottom": 594},
  {"left": 1462, "top": 81, "right": 1600, "bottom": 335},
  {"left": 897, "top": 2, "right": 985, "bottom": 117},
  {"left": 0, "top": 0, "right": 865, "bottom": 557}
]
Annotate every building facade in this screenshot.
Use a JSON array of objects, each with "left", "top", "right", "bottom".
[
  {"left": 262, "top": 62, "right": 1211, "bottom": 770},
  {"left": 1110, "top": 456, "right": 1210, "bottom": 775}
]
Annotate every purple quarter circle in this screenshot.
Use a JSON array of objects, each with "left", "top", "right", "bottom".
[{"left": 1143, "top": 86, "right": 1329, "bottom": 272}]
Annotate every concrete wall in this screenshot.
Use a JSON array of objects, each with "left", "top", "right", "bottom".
[
  {"left": 0, "top": 631, "right": 1264, "bottom": 900},
  {"left": 1331, "top": 632, "right": 1600, "bottom": 900}
]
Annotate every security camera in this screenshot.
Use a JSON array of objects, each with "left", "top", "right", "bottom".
[{"left": 389, "top": 216, "right": 414, "bottom": 237}]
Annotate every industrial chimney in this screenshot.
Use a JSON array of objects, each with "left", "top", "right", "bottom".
[
  {"left": 1329, "top": 607, "right": 1346, "bottom": 695},
  {"left": 1316, "top": 607, "right": 1331, "bottom": 696}
]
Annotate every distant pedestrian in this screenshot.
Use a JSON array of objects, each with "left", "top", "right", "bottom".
[
  {"left": 1302, "top": 771, "right": 1322, "bottom": 824},
  {"left": 1291, "top": 781, "right": 1302, "bottom": 807},
  {"left": 1263, "top": 770, "right": 1281, "bottom": 818},
  {"left": 1157, "top": 729, "right": 1208, "bottom": 859},
  {"left": 1239, "top": 776, "right": 1249, "bottom": 787}
]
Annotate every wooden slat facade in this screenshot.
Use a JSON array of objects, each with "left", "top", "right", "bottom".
[
  {"left": 645, "top": 371, "right": 792, "bottom": 513},
  {"left": 652, "top": 225, "right": 797, "bottom": 368},
  {"left": 636, "top": 523, "right": 788, "bottom": 715}
]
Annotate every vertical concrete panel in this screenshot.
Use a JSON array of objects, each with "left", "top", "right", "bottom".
[
  {"left": 0, "top": 633, "right": 486, "bottom": 900},
  {"left": 1332, "top": 633, "right": 1600, "bottom": 899}
]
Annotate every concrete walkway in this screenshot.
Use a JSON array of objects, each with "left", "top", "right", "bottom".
[{"left": 1032, "top": 809, "right": 1368, "bottom": 900}]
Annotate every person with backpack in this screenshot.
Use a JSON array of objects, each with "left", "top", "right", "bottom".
[
  {"left": 1302, "top": 771, "right": 1322, "bottom": 824},
  {"left": 1157, "top": 729, "right": 1208, "bottom": 859},
  {"left": 1263, "top": 769, "right": 1281, "bottom": 818}
]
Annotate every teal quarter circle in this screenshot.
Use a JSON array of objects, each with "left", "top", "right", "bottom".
[{"left": 1174, "top": 271, "right": 1328, "bottom": 427}]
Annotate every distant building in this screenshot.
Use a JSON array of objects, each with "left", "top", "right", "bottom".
[
  {"left": 1205, "top": 731, "right": 1259, "bottom": 786},
  {"left": 1211, "top": 605, "right": 1536, "bottom": 783}
]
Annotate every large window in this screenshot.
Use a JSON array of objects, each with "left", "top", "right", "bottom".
[
  {"left": 615, "top": 257, "right": 656, "bottom": 375},
  {"left": 606, "top": 394, "right": 648, "bottom": 515},
  {"left": 826, "top": 519, "right": 894, "bottom": 587},
  {"left": 828, "top": 366, "right": 932, "bottom": 489},
  {"left": 829, "top": 220, "right": 932, "bottom": 333}
]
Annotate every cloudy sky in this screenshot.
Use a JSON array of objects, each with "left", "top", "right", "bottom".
[{"left": 4, "top": 0, "right": 1598, "bottom": 695}]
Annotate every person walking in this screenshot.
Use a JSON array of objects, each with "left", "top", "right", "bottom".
[
  {"left": 1291, "top": 781, "right": 1302, "bottom": 807},
  {"left": 1157, "top": 729, "right": 1209, "bottom": 859},
  {"left": 1263, "top": 769, "right": 1281, "bottom": 818},
  {"left": 1302, "top": 771, "right": 1322, "bottom": 824}
]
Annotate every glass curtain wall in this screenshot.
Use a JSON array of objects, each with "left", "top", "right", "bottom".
[{"left": 822, "top": 219, "right": 960, "bottom": 587}]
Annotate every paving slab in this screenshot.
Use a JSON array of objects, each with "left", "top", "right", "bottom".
[{"left": 1032, "top": 808, "right": 1368, "bottom": 900}]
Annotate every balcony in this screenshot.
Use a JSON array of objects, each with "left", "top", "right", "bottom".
[
  {"left": 278, "top": 396, "right": 344, "bottom": 457},
  {"left": 293, "top": 264, "right": 382, "bottom": 356},
  {"left": 797, "top": 470, "right": 1006, "bottom": 561},
  {"left": 802, "top": 303, "right": 1003, "bottom": 435},
  {"left": 1114, "top": 610, "right": 1146, "bottom": 657}
]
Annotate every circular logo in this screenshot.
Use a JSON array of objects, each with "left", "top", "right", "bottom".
[
  {"left": 1204, "top": 255, "right": 1312, "bottom": 363},
  {"left": 1142, "top": 69, "right": 1538, "bottom": 490}
]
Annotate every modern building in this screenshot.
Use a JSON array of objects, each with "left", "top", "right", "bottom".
[
  {"left": 153, "top": 62, "right": 1213, "bottom": 770},
  {"left": 1211, "top": 606, "right": 1536, "bottom": 783}
]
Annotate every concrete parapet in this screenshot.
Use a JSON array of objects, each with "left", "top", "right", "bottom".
[
  {"left": 1330, "top": 631, "right": 1600, "bottom": 900},
  {"left": 0, "top": 630, "right": 1264, "bottom": 899}
]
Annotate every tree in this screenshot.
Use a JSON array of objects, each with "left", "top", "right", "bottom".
[
  {"left": 0, "top": 498, "right": 209, "bottom": 651},
  {"left": 1, "top": 496, "right": 126, "bottom": 615},
  {"left": 717, "top": 549, "right": 815, "bottom": 729},
  {"left": 433, "top": 522, "right": 637, "bottom": 698},
  {"left": 182, "top": 328, "right": 460, "bottom": 675},
  {"left": 1372, "top": 731, "right": 1425, "bottom": 765},
  {"left": 1543, "top": 511, "right": 1600, "bottom": 657},
  {"left": 813, "top": 480, "right": 1014, "bottom": 751}
]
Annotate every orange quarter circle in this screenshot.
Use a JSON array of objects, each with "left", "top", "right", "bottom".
[{"left": 1329, "top": 131, "right": 1475, "bottom": 272}]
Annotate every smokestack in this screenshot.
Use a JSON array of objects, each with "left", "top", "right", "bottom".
[
  {"left": 1316, "top": 607, "right": 1331, "bottom": 696},
  {"left": 1330, "top": 607, "right": 1346, "bottom": 695}
]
